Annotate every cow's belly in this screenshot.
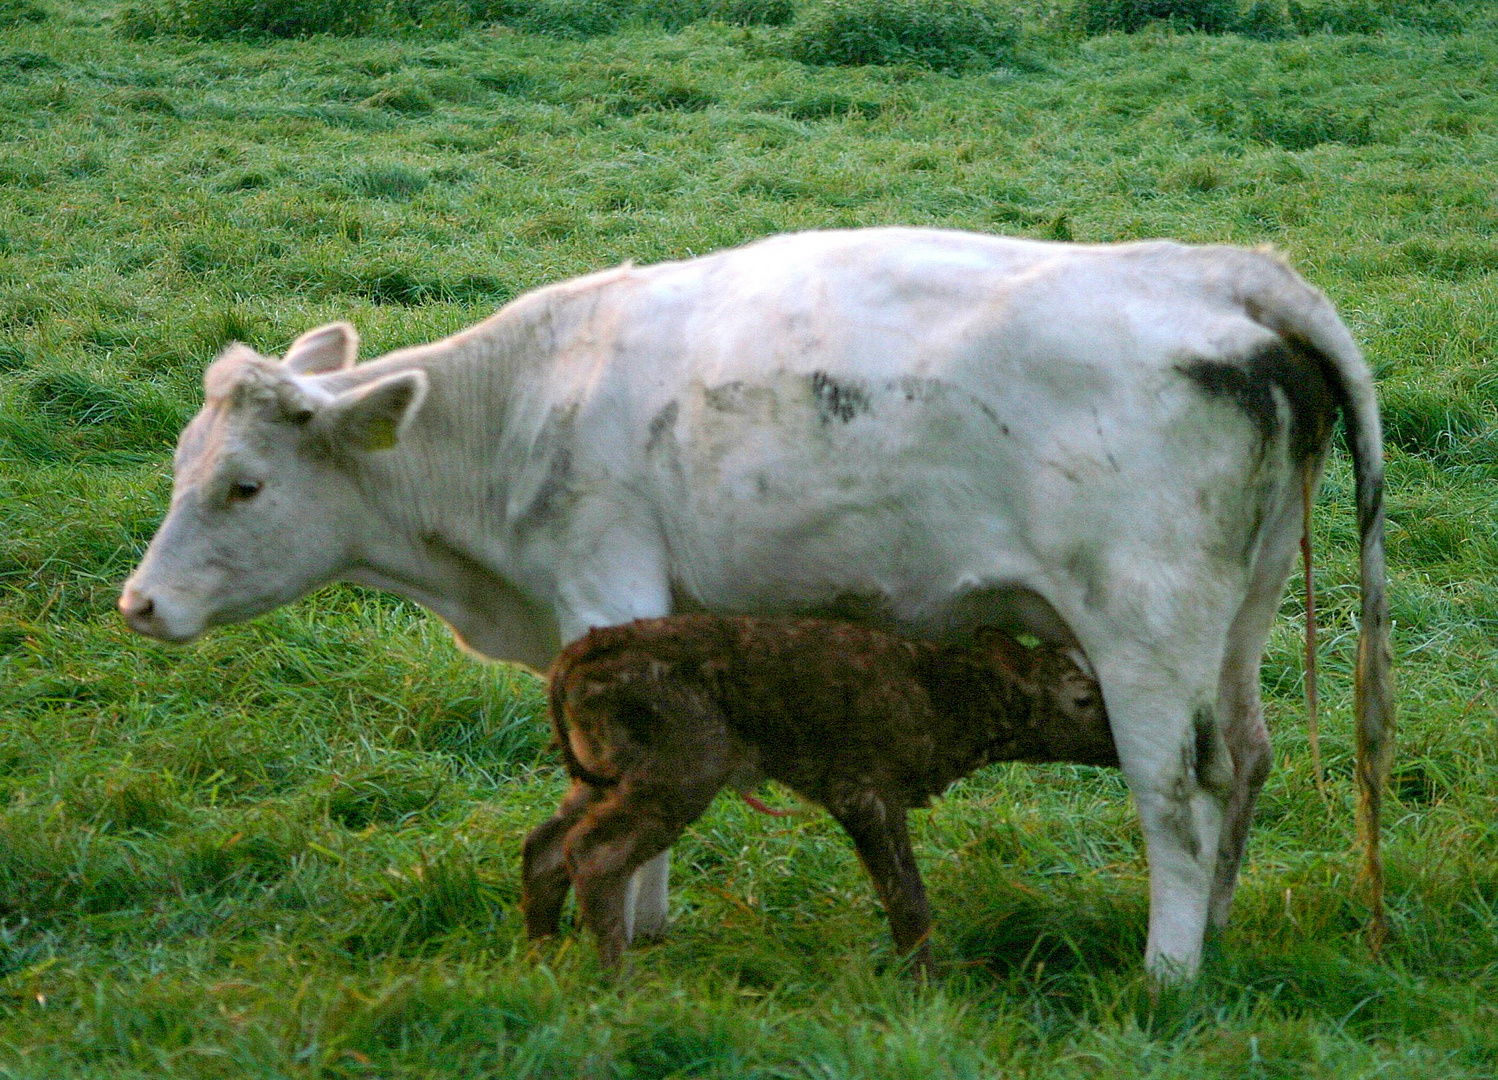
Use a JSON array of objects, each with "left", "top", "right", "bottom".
[{"left": 641, "top": 361, "right": 1271, "bottom": 651}]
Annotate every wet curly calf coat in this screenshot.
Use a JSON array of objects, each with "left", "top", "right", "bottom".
[{"left": 521, "top": 614, "right": 1115, "bottom": 972}]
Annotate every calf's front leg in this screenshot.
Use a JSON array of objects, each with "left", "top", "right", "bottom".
[{"left": 828, "top": 791, "right": 934, "bottom": 976}]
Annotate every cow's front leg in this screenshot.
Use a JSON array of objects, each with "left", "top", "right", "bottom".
[
  {"left": 624, "top": 851, "right": 671, "bottom": 942},
  {"left": 1106, "top": 676, "right": 1236, "bottom": 981}
]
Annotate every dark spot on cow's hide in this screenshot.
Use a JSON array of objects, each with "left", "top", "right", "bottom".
[
  {"left": 1179, "top": 359, "right": 1279, "bottom": 444},
  {"left": 1164, "top": 797, "right": 1201, "bottom": 862},
  {"left": 978, "top": 400, "right": 1010, "bottom": 435},
  {"left": 1193, "top": 704, "right": 1217, "bottom": 784},
  {"left": 884, "top": 375, "right": 940, "bottom": 406},
  {"left": 1157, "top": 705, "right": 1225, "bottom": 862},
  {"left": 879, "top": 376, "right": 1012, "bottom": 435},
  {"left": 512, "top": 447, "right": 573, "bottom": 526},
  {"left": 1176, "top": 339, "right": 1339, "bottom": 464},
  {"left": 1164, "top": 750, "right": 1204, "bottom": 861},
  {"left": 1064, "top": 545, "right": 1108, "bottom": 610},
  {"left": 703, "top": 382, "right": 746, "bottom": 412},
  {"left": 537, "top": 449, "right": 572, "bottom": 516},
  {"left": 510, "top": 404, "right": 581, "bottom": 526},
  {"left": 810, "top": 371, "right": 870, "bottom": 425},
  {"left": 646, "top": 400, "right": 679, "bottom": 453}
]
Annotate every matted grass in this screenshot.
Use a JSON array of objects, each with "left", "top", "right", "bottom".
[{"left": 1, "top": 2, "right": 1495, "bottom": 1076}]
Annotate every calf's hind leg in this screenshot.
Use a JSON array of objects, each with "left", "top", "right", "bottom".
[
  {"left": 566, "top": 773, "right": 726, "bottom": 967},
  {"left": 521, "top": 780, "right": 605, "bottom": 939}
]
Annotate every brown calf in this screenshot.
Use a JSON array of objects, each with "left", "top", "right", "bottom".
[{"left": 521, "top": 614, "right": 1115, "bottom": 972}]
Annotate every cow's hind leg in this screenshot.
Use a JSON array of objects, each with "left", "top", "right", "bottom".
[
  {"left": 522, "top": 780, "right": 604, "bottom": 939},
  {"left": 827, "top": 791, "right": 933, "bottom": 976},
  {"left": 1210, "top": 662, "right": 1271, "bottom": 932},
  {"left": 1208, "top": 582, "right": 1290, "bottom": 929},
  {"left": 1100, "top": 664, "right": 1237, "bottom": 981},
  {"left": 1209, "top": 488, "right": 1307, "bottom": 929}
]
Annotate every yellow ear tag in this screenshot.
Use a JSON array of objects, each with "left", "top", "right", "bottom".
[{"left": 362, "top": 418, "right": 399, "bottom": 450}]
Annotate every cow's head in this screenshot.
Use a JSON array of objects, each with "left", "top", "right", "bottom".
[{"left": 119, "top": 322, "right": 427, "bottom": 642}]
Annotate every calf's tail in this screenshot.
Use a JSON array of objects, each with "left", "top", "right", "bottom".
[{"left": 546, "top": 655, "right": 621, "bottom": 791}]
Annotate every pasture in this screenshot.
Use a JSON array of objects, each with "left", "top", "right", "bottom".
[{"left": 1, "top": 1, "right": 1496, "bottom": 1075}]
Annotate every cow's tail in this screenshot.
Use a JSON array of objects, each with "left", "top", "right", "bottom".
[{"left": 1241, "top": 250, "right": 1396, "bottom": 950}]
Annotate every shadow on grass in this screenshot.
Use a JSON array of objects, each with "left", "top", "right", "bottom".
[{"left": 944, "top": 871, "right": 1148, "bottom": 982}]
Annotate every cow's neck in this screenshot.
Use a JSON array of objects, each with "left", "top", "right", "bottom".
[{"left": 338, "top": 299, "right": 569, "bottom": 670}]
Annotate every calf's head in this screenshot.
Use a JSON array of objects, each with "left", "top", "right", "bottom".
[
  {"left": 119, "top": 323, "right": 427, "bottom": 643},
  {"left": 976, "top": 628, "right": 1116, "bottom": 766}
]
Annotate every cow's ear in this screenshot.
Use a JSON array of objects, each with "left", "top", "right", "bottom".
[
  {"left": 320, "top": 370, "right": 428, "bottom": 451},
  {"left": 284, "top": 322, "right": 358, "bottom": 376}
]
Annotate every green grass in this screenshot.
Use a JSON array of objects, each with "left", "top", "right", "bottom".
[{"left": 1, "top": 1, "right": 1496, "bottom": 1075}]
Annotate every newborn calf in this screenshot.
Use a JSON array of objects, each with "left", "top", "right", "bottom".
[{"left": 521, "top": 614, "right": 1114, "bottom": 972}]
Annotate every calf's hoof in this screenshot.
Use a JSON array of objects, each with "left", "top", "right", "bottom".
[{"left": 900, "top": 942, "right": 936, "bottom": 981}]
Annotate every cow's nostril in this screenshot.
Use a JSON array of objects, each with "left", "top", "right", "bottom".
[{"left": 120, "top": 592, "right": 155, "bottom": 622}]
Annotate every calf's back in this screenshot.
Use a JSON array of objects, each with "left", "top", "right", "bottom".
[{"left": 551, "top": 615, "right": 1116, "bottom": 812}]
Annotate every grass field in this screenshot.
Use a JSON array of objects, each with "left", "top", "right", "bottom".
[{"left": 1, "top": 1, "right": 1496, "bottom": 1076}]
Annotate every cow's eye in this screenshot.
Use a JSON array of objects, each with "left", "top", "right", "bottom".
[{"left": 228, "top": 480, "right": 263, "bottom": 503}]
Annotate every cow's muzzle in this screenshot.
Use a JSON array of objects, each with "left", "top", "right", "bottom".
[{"left": 118, "top": 584, "right": 198, "bottom": 642}]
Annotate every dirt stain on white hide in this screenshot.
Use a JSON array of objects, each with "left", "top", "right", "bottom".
[{"left": 810, "top": 371, "right": 872, "bottom": 425}]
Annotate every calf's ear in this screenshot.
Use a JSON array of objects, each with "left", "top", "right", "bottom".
[
  {"left": 284, "top": 322, "right": 358, "bottom": 375},
  {"left": 319, "top": 370, "right": 428, "bottom": 451},
  {"left": 975, "top": 626, "right": 1030, "bottom": 672}
]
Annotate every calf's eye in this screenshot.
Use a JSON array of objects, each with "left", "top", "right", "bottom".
[{"left": 229, "top": 480, "right": 263, "bottom": 503}]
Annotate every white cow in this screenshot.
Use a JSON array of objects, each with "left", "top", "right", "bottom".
[{"left": 120, "top": 227, "right": 1393, "bottom": 978}]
